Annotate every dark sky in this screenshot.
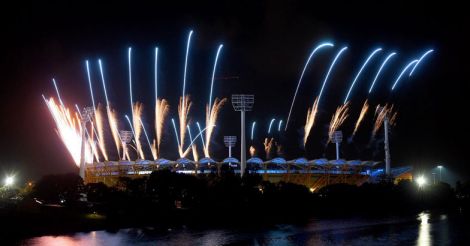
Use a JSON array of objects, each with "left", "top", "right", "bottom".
[{"left": 1, "top": 1, "right": 469, "bottom": 183}]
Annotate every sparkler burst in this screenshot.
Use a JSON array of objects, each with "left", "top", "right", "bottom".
[
  {"left": 107, "top": 106, "right": 121, "bottom": 158},
  {"left": 372, "top": 104, "right": 398, "bottom": 137},
  {"left": 178, "top": 96, "right": 192, "bottom": 158},
  {"left": 352, "top": 100, "right": 369, "bottom": 137},
  {"left": 204, "top": 97, "right": 227, "bottom": 157},
  {"left": 94, "top": 105, "right": 109, "bottom": 161},
  {"left": 264, "top": 138, "right": 275, "bottom": 160},
  {"left": 132, "top": 102, "right": 145, "bottom": 159},
  {"left": 154, "top": 99, "right": 169, "bottom": 158},
  {"left": 328, "top": 102, "right": 350, "bottom": 144},
  {"left": 303, "top": 97, "right": 319, "bottom": 147},
  {"left": 250, "top": 146, "right": 257, "bottom": 157},
  {"left": 43, "top": 97, "right": 93, "bottom": 165}
]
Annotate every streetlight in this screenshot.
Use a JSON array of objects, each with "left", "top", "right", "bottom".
[{"left": 437, "top": 165, "right": 443, "bottom": 182}]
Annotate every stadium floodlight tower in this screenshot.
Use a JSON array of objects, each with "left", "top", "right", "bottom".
[
  {"left": 331, "top": 131, "right": 343, "bottom": 160},
  {"left": 224, "top": 136, "right": 237, "bottom": 157},
  {"left": 383, "top": 111, "right": 391, "bottom": 177},
  {"left": 119, "top": 130, "right": 133, "bottom": 161},
  {"left": 79, "top": 107, "right": 93, "bottom": 179},
  {"left": 231, "top": 94, "right": 254, "bottom": 177}
]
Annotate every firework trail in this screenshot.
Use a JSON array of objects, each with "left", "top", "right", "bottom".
[
  {"left": 208, "top": 44, "right": 224, "bottom": 111},
  {"left": 264, "top": 138, "right": 275, "bottom": 160},
  {"left": 328, "top": 102, "right": 350, "bottom": 144},
  {"left": 268, "top": 118, "right": 276, "bottom": 134},
  {"left": 368, "top": 52, "right": 396, "bottom": 93},
  {"left": 204, "top": 97, "right": 227, "bottom": 157},
  {"left": 352, "top": 100, "right": 369, "bottom": 137},
  {"left": 140, "top": 118, "right": 155, "bottom": 160},
  {"left": 303, "top": 97, "right": 319, "bottom": 147},
  {"left": 196, "top": 122, "right": 206, "bottom": 150},
  {"left": 171, "top": 118, "right": 182, "bottom": 156},
  {"left": 98, "top": 59, "right": 121, "bottom": 158},
  {"left": 85, "top": 60, "right": 96, "bottom": 112},
  {"left": 132, "top": 102, "right": 145, "bottom": 159},
  {"left": 43, "top": 97, "right": 93, "bottom": 165},
  {"left": 251, "top": 121, "right": 256, "bottom": 141},
  {"left": 94, "top": 105, "right": 109, "bottom": 161},
  {"left": 409, "top": 49, "right": 434, "bottom": 76},
  {"left": 178, "top": 96, "right": 192, "bottom": 158},
  {"left": 317, "top": 46, "right": 348, "bottom": 106},
  {"left": 187, "top": 125, "right": 199, "bottom": 161},
  {"left": 343, "top": 48, "right": 382, "bottom": 103},
  {"left": 250, "top": 146, "right": 256, "bottom": 157},
  {"left": 278, "top": 120, "right": 283, "bottom": 132},
  {"left": 128, "top": 47, "right": 134, "bottom": 125},
  {"left": 182, "top": 30, "right": 194, "bottom": 116},
  {"left": 372, "top": 104, "right": 398, "bottom": 137},
  {"left": 154, "top": 99, "right": 169, "bottom": 158},
  {"left": 391, "top": 59, "right": 419, "bottom": 90},
  {"left": 285, "top": 42, "right": 334, "bottom": 130},
  {"left": 75, "top": 104, "right": 99, "bottom": 162},
  {"left": 52, "top": 78, "right": 65, "bottom": 108}
]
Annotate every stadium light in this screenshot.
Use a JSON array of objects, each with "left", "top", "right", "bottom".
[
  {"left": 4, "top": 176, "right": 14, "bottom": 186},
  {"left": 416, "top": 176, "right": 426, "bottom": 188},
  {"left": 437, "top": 165, "right": 444, "bottom": 182},
  {"left": 232, "top": 94, "right": 254, "bottom": 177}
]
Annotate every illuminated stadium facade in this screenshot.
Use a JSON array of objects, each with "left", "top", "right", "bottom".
[{"left": 85, "top": 158, "right": 412, "bottom": 190}]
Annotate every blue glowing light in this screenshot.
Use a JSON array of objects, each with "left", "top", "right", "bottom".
[
  {"left": 124, "top": 115, "right": 136, "bottom": 136},
  {"left": 317, "top": 46, "right": 348, "bottom": 105},
  {"left": 368, "top": 52, "right": 396, "bottom": 93},
  {"left": 171, "top": 118, "right": 181, "bottom": 149},
  {"left": 209, "top": 44, "right": 223, "bottom": 111},
  {"left": 182, "top": 30, "right": 194, "bottom": 111},
  {"left": 268, "top": 119, "right": 276, "bottom": 134},
  {"left": 391, "top": 59, "right": 419, "bottom": 90},
  {"left": 285, "top": 42, "right": 334, "bottom": 130},
  {"left": 278, "top": 120, "right": 283, "bottom": 132},
  {"left": 85, "top": 60, "right": 96, "bottom": 111},
  {"left": 343, "top": 48, "right": 382, "bottom": 103},
  {"left": 52, "top": 78, "right": 65, "bottom": 107},
  {"left": 140, "top": 118, "right": 153, "bottom": 154},
  {"left": 155, "top": 47, "right": 159, "bottom": 101},
  {"left": 251, "top": 121, "right": 256, "bottom": 140},
  {"left": 409, "top": 49, "right": 434, "bottom": 76},
  {"left": 98, "top": 59, "right": 110, "bottom": 107},
  {"left": 196, "top": 122, "right": 206, "bottom": 149},
  {"left": 128, "top": 47, "right": 134, "bottom": 122}
]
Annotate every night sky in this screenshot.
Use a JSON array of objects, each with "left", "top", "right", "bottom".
[{"left": 1, "top": 1, "right": 469, "bottom": 183}]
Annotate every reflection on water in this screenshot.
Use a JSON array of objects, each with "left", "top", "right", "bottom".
[
  {"left": 19, "top": 212, "right": 468, "bottom": 246},
  {"left": 417, "top": 212, "right": 430, "bottom": 246}
]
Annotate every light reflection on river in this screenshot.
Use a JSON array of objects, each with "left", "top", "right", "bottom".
[{"left": 18, "top": 212, "right": 468, "bottom": 246}]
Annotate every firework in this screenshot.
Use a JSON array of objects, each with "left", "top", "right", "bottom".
[
  {"left": 328, "top": 102, "right": 350, "bottom": 144},
  {"left": 187, "top": 125, "right": 199, "bottom": 161},
  {"left": 140, "top": 118, "right": 155, "bottom": 160},
  {"left": 94, "top": 105, "right": 109, "bottom": 161},
  {"left": 250, "top": 121, "right": 256, "bottom": 141},
  {"left": 285, "top": 42, "right": 334, "bottom": 130},
  {"left": 249, "top": 145, "right": 256, "bottom": 157},
  {"left": 264, "top": 138, "right": 274, "bottom": 160},
  {"left": 182, "top": 30, "right": 194, "bottom": 115},
  {"left": 372, "top": 104, "right": 398, "bottom": 137},
  {"left": 352, "top": 100, "right": 369, "bottom": 137},
  {"left": 277, "top": 120, "right": 283, "bottom": 132},
  {"left": 178, "top": 96, "right": 192, "bottom": 158},
  {"left": 98, "top": 59, "right": 122, "bottom": 158},
  {"left": 317, "top": 46, "right": 348, "bottom": 106},
  {"left": 43, "top": 97, "right": 93, "bottom": 165},
  {"left": 303, "top": 97, "right": 319, "bottom": 147},
  {"left": 154, "top": 99, "right": 169, "bottom": 158},
  {"left": 268, "top": 118, "right": 276, "bottom": 134},
  {"left": 132, "top": 102, "right": 145, "bottom": 159},
  {"left": 204, "top": 97, "right": 227, "bottom": 157},
  {"left": 208, "top": 44, "right": 224, "bottom": 110},
  {"left": 196, "top": 122, "right": 206, "bottom": 149},
  {"left": 343, "top": 48, "right": 382, "bottom": 103},
  {"left": 391, "top": 59, "right": 419, "bottom": 90},
  {"left": 409, "top": 49, "right": 434, "bottom": 76},
  {"left": 368, "top": 52, "right": 396, "bottom": 93}
]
